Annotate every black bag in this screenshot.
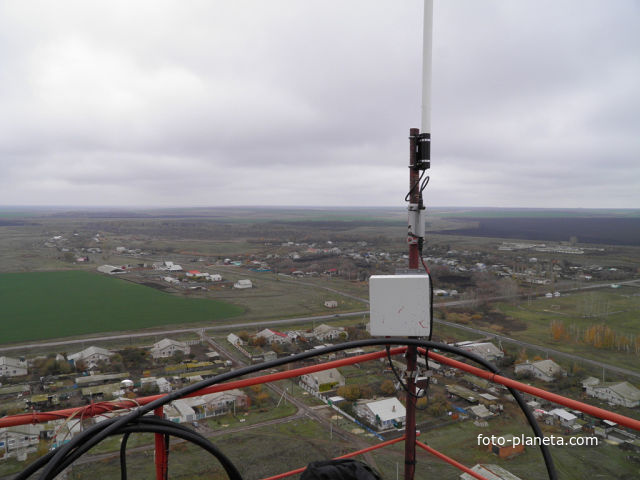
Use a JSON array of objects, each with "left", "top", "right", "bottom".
[{"left": 301, "top": 459, "right": 382, "bottom": 480}]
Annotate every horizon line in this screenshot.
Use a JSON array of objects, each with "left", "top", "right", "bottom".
[{"left": 1, "top": 205, "right": 639, "bottom": 211}]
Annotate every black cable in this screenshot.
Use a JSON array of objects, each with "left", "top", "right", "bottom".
[
  {"left": 404, "top": 171, "right": 429, "bottom": 202},
  {"left": 26, "top": 339, "right": 556, "bottom": 480},
  {"left": 22, "top": 417, "right": 243, "bottom": 480},
  {"left": 120, "top": 432, "right": 130, "bottom": 480},
  {"left": 385, "top": 346, "right": 425, "bottom": 398},
  {"left": 420, "top": 174, "right": 430, "bottom": 195},
  {"left": 385, "top": 346, "right": 429, "bottom": 412}
]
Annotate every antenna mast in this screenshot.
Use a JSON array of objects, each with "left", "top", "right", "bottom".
[
  {"left": 408, "top": 1, "right": 433, "bottom": 270},
  {"left": 405, "top": 2, "right": 433, "bottom": 479}
]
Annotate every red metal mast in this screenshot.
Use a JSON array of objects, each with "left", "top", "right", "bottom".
[{"left": 404, "top": 128, "right": 421, "bottom": 480}]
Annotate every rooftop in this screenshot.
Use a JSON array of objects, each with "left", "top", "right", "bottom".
[{"left": 365, "top": 397, "right": 406, "bottom": 422}]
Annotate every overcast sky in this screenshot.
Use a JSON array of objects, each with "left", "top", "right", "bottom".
[{"left": 0, "top": 0, "right": 638, "bottom": 209}]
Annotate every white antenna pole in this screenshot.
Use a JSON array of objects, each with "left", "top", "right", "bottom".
[{"left": 421, "top": 0, "right": 433, "bottom": 135}]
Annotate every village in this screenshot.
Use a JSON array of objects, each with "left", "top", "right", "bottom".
[
  {"left": 2, "top": 317, "right": 640, "bottom": 473},
  {"left": 1, "top": 219, "right": 639, "bottom": 478},
  {"left": 42, "top": 227, "right": 637, "bottom": 304}
]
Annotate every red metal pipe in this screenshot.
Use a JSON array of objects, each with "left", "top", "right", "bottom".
[
  {"left": 423, "top": 349, "right": 640, "bottom": 431},
  {"left": 260, "top": 436, "right": 408, "bottom": 480},
  {"left": 3, "top": 344, "right": 638, "bottom": 436},
  {"left": 154, "top": 406, "right": 167, "bottom": 480},
  {"left": 0, "top": 348, "right": 407, "bottom": 428},
  {"left": 416, "top": 441, "right": 489, "bottom": 480}
]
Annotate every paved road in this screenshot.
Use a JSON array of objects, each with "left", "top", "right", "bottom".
[
  {"left": 2, "top": 277, "right": 638, "bottom": 383},
  {"left": 0, "top": 311, "right": 369, "bottom": 353}
]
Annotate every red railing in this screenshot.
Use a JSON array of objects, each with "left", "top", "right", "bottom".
[{"left": 2, "top": 345, "right": 638, "bottom": 480}]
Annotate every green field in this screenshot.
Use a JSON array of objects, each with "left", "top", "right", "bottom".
[{"left": 0, "top": 271, "right": 243, "bottom": 344}]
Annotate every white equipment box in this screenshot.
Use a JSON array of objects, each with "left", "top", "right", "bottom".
[{"left": 369, "top": 274, "right": 431, "bottom": 337}]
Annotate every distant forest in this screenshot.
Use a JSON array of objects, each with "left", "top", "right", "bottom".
[{"left": 433, "top": 217, "right": 640, "bottom": 245}]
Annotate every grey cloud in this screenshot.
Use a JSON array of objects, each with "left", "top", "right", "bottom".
[{"left": 0, "top": 0, "right": 638, "bottom": 208}]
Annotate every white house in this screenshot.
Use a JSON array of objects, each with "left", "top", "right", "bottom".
[
  {"left": 68, "top": 346, "right": 114, "bottom": 369},
  {"left": 227, "top": 333, "right": 243, "bottom": 346},
  {"left": 356, "top": 397, "right": 406, "bottom": 431},
  {"left": 233, "top": 279, "right": 253, "bottom": 289},
  {"left": 300, "top": 368, "right": 345, "bottom": 395},
  {"left": 187, "top": 389, "right": 249, "bottom": 417},
  {"left": 152, "top": 261, "right": 183, "bottom": 271},
  {"left": 313, "top": 324, "right": 347, "bottom": 341},
  {"left": 0, "top": 425, "right": 41, "bottom": 459},
  {"left": 581, "top": 376, "right": 600, "bottom": 390},
  {"left": 97, "top": 265, "right": 126, "bottom": 275},
  {"left": 286, "top": 330, "right": 306, "bottom": 341},
  {"left": 468, "top": 404, "right": 493, "bottom": 420},
  {"left": 263, "top": 351, "right": 277, "bottom": 362},
  {"left": 157, "top": 377, "right": 172, "bottom": 393},
  {"left": 0, "top": 356, "right": 28, "bottom": 377},
  {"left": 141, "top": 376, "right": 172, "bottom": 393},
  {"left": 548, "top": 408, "right": 577, "bottom": 428},
  {"left": 150, "top": 338, "right": 191, "bottom": 359},
  {"left": 324, "top": 300, "right": 338, "bottom": 308},
  {"left": 255, "top": 328, "right": 291, "bottom": 345},
  {"left": 197, "top": 390, "right": 249, "bottom": 416},
  {"left": 585, "top": 381, "right": 640, "bottom": 408},
  {"left": 165, "top": 390, "right": 249, "bottom": 422},
  {"left": 166, "top": 399, "right": 196, "bottom": 423},
  {"left": 514, "top": 359, "right": 566, "bottom": 382},
  {"left": 166, "top": 262, "right": 183, "bottom": 272},
  {"left": 458, "top": 342, "right": 504, "bottom": 363},
  {"left": 460, "top": 464, "right": 523, "bottom": 480}
]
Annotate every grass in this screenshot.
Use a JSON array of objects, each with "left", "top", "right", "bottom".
[
  {"left": 0, "top": 271, "right": 243, "bottom": 345},
  {"left": 0, "top": 447, "right": 48, "bottom": 477},
  {"left": 66, "top": 418, "right": 351, "bottom": 480},
  {"left": 84, "top": 403, "right": 299, "bottom": 458},
  {"left": 371, "top": 416, "right": 640, "bottom": 480},
  {"left": 204, "top": 402, "right": 297, "bottom": 430},
  {"left": 89, "top": 433, "right": 155, "bottom": 455},
  {"left": 340, "top": 364, "right": 387, "bottom": 386},
  {"left": 202, "top": 267, "right": 367, "bottom": 321},
  {"left": 64, "top": 414, "right": 640, "bottom": 480},
  {"left": 489, "top": 287, "right": 640, "bottom": 371}
]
